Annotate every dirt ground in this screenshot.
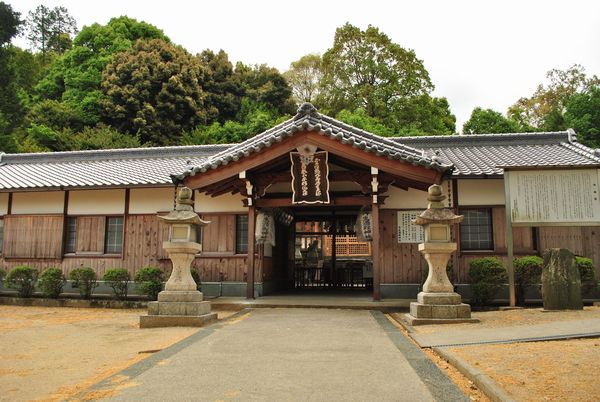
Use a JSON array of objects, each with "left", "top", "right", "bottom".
[
  {"left": 0, "top": 305, "right": 234, "bottom": 402},
  {"left": 410, "top": 307, "right": 600, "bottom": 402}
]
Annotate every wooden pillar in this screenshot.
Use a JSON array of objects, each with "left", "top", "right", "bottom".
[
  {"left": 372, "top": 202, "right": 381, "bottom": 301},
  {"left": 504, "top": 172, "right": 516, "bottom": 307},
  {"left": 122, "top": 188, "right": 130, "bottom": 261},
  {"left": 247, "top": 205, "right": 256, "bottom": 299}
]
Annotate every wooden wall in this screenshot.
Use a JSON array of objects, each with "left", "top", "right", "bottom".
[{"left": 377, "top": 207, "right": 600, "bottom": 284}]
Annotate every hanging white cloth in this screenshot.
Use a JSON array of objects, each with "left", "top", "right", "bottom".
[{"left": 255, "top": 211, "right": 276, "bottom": 247}]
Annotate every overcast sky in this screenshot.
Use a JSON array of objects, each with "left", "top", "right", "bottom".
[{"left": 7, "top": 0, "right": 600, "bottom": 131}]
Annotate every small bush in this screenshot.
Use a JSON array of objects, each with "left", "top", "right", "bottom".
[
  {"left": 69, "top": 267, "right": 98, "bottom": 299},
  {"left": 5, "top": 266, "right": 38, "bottom": 298},
  {"left": 134, "top": 267, "right": 164, "bottom": 300},
  {"left": 514, "top": 256, "right": 543, "bottom": 305},
  {"left": 468, "top": 257, "right": 507, "bottom": 307},
  {"left": 576, "top": 256, "right": 597, "bottom": 294},
  {"left": 103, "top": 268, "right": 130, "bottom": 300},
  {"left": 38, "top": 267, "right": 65, "bottom": 298},
  {"left": 0, "top": 269, "right": 6, "bottom": 283},
  {"left": 191, "top": 268, "right": 201, "bottom": 291}
]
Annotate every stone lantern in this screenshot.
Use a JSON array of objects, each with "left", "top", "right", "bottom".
[
  {"left": 140, "top": 187, "right": 217, "bottom": 328},
  {"left": 405, "top": 184, "right": 479, "bottom": 325}
]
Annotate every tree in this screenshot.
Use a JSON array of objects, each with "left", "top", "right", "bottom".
[
  {"left": 35, "top": 16, "right": 168, "bottom": 126},
  {"left": 564, "top": 86, "right": 600, "bottom": 148},
  {"left": 508, "top": 64, "right": 600, "bottom": 131},
  {"left": 394, "top": 95, "right": 455, "bottom": 135},
  {"left": 199, "top": 49, "right": 243, "bottom": 123},
  {"left": 283, "top": 54, "right": 323, "bottom": 104},
  {"left": 0, "top": 1, "right": 21, "bottom": 46},
  {"left": 25, "top": 5, "right": 77, "bottom": 57},
  {"left": 320, "top": 23, "right": 433, "bottom": 120},
  {"left": 235, "top": 62, "right": 296, "bottom": 116},
  {"left": 101, "top": 39, "right": 208, "bottom": 145},
  {"left": 335, "top": 108, "right": 395, "bottom": 137},
  {"left": 463, "top": 107, "right": 521, "bottom": 134}
]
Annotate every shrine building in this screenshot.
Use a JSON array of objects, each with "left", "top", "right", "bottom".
[{"left": 0, "top": 103, "right": 599, "bottom": 300}]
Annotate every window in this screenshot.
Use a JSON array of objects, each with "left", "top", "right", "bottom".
[
  {"left": 65, "top": 217, "right": 77, "bottom": 253},
  {"left": 459, "top": 208, "right": 493, "bottom": 251},
  {"left": 236, "top": 215, "right": 248, "bottom": 254},
  {"left": 104, "top": 216, "right": 124, "bottom": 254}
]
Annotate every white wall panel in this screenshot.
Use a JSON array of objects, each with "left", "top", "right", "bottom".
[
  {"left": 129, "top": 187, "right": 173, "bottom": 214},
  {"left": 457, "top": 179, "right": 505, "bottom": 206},
  {"left": 12, "top": 191, "right": 64, "bottom": 214},
  {"left": 68, "top": 189, "right": 125, "bottom": 215},
  {"left": 195, "top": 192, "right": 246, "bottom": 213}
]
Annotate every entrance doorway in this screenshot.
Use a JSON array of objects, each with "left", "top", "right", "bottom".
[{"left": 293, "top": 209, "right": 373, "bottom": 290}]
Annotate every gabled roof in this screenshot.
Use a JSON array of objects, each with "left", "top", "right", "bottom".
[
  {"left": 171, "top": 103, "right": 454, "bottom": 183},
  {"left": 394, "top": 130, "right": 600, "bottom": 177},
  {"left": 0, "top": 144, "right": 230, "bottom": 190}
]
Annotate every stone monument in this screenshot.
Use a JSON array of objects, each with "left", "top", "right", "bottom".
[
  {"left": 405, "top": 184, "right": 479, "bottom": 325},
  {"left": 542, "top": 248, "right": 583, "bottom": 310},
  {"left": 140, "top": 187, "right": 217, "bottom": 328}
]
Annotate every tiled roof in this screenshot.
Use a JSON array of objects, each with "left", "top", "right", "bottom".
[
  {"left": 0, "top": 145, "right": 231, "bottom": 190},
  {"left": 172, "top": 103, "right": 454, "bottom": 183},
  {"left": 393, "top": 130, "right": 600, "bottom": 177}
]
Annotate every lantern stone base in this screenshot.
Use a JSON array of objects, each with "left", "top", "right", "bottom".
[
  {"left": 404, "top": 292, "right": 480, "bottom": 326},
  {"left": 139, "top": 290, "right": 217, "bottom": 328}
]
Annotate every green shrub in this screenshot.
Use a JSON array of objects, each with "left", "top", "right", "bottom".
[
  {"left": 103, "top": 268, "right": 130, "bottom": 300},
  {"left": 0, "top": 268, "right": 6, "bottom": 282},
  {"left": 38, "top": 268, "right": 65, "bottom": 298},
  {"left": 134, "top": 267, "right": 164, "bottom": 300},
  {"left": 468, "top": 257, "right": 507, "bottom": 307},
  {"left": 576, "top": 257, "right": 597, "bottom": 294},
  {"left": 191, "top": 268, "right": 201, "bottom": 291},
  {"left": 69, "top": 267, "right": 98, "bottom": 299},
  {"left": 5, "top": 266, "right": 38, "bottom": 298},
  {"left": 514, "top": 256, "right": 543, "bottom": 305}
]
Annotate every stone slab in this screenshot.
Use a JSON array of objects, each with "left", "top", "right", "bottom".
[
  {"left": 417, "top": 292, "right": 462, "bottom": 305},
  {"left": 158, "top": 290, "right": 204, "bottom": 302},
  {"left": 404, "top": 314, "right": 480, "bottom": 326},
  {"left": 410, "top": 302, "right": 432, "bottom": 318},
  {"left": 409, "top": 302, "right": 473, "bottom": 320},
  {"left": 139, "top": 313, "right": 217, "bottom": 328},
  {"left": 148, "top": 301, "right": 212, "bottom": 316}
]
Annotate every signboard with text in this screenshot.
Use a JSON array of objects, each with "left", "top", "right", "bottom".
[
  {"left": 290, "top": 151, "right": 330, "bottom": 204},
  {"left": 505, "top": 168, "right": 600, "bottom": 226}
]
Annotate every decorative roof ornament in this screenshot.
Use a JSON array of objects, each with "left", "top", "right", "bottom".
[
  {"left": 159, "top": 186, "right": 210, "bottom": 226},
  {"left": 294, "top": 102, "right": 319, "bottom": 120},
  {"left": 414, "top": 184, "right": 463, "bottom": 226}
]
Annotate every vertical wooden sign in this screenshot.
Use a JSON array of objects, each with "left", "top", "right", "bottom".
[{"left": 290, "top": 151, "right": 330, "bottom": 204}]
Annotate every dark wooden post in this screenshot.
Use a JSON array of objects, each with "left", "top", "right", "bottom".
[
  {"left": 247, "top": 205, "right": 256, "bottom": 299},
  {"left": 372, "top": 202, "right": 381, "bottom": 301}
]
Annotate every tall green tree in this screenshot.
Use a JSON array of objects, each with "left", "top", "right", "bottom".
[
  {"left": 199, "top": 49, "right": 243, "bottom": 123},
  {"left": 25, "top": 5, "right": 77, "bottom": 58},
  {"left": 320, "top": 23, "right": 433, "bottom": 121},
  {"left": 235, "top": 62, "right": 295, "bottom": 116},
  {"left": 35, "top": 16, "right": 168, "bottom": 126},
  {"left": 0, "top": 2, "right": 23, "bottom": 151},
  {"left": 463, "top": 107, "right": 522, "bottom": 134},
  {"left": 564, "top": 86, "right": 600, "bottom": 148},
  {"left": 394, "top": 95, "right": 455, "bottom": 135},
  {"left": 508, "top": 64, "right": 600, "bottom": 131},
  {"left": 101, "top": 39, "right": 207, "bottom": 145},
  {"left": 283, "top": 53, "right": 323, "bottom": 104}
]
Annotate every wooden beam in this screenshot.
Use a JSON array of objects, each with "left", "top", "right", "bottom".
[
  {"left": 372, "top": 201, "right": 381, "bottom": 301},
  {"left": 248, "top": 195, "right": 383, "bottom": 208},
  {"left": 60, "top": 190, "right": 69, "bottom": 258},
  {"left": 122, "top": 188, "right": 130, "bottom": 261},
  {"left": 7, "top": 192, "right": 12, "bottom": 215},
  {"left": 247, "top": 206, "right": 256, "bottom": 299}
]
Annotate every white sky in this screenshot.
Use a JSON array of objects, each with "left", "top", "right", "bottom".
[{"left": 8, "top": 0, "right": 600, "bottom": 132}]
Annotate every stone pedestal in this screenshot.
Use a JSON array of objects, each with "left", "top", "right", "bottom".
[
  {"left": 405, "top": 243, "right": 479, "bottom": 325},
  {"left": 140, "top": 242, "right": 217, "bottom": 328}
]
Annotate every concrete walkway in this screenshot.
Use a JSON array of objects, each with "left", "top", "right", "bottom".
[
  {"left": 90, "top": 309, "right": 466, "bottom": 402},
  {"left": 406, "top": 317, "right": 600, "bottom": 348}
]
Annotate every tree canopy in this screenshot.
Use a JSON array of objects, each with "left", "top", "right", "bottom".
[
  {"left": 463, "top": 107, "right": 522, "bottom": 134},
  {"left": 283, "top": 53, "right": 323, "bottom": 104},
  {"left": 25, "top": 5, "right": 77, "bottom": 57},
  {"left": 564, "top": 86, "right": 600, "bottom": 148}
]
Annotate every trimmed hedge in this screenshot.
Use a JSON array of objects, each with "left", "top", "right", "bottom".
[
  {"left": 6, "top": 266, "right": 38, "bottom": 298},
  {"left": 38, "top": 267, "right": 65, "bottom": 298},
  {"left": 103, "top": 268, "right": 130, "bottom": 300},
  {"left": 514, "top": 256, "right": 543, "bottom": 305},
  {"left": 134, "top": 267, "right": 164, "bottom": 300},
  {"left": 468, "top": 257, "right": 507, "bottom": 307},
  {"left": 69, "top": 267, "right": 98, "bottom": 299},
  {"left": 576, "top": 256, "right": 597, "bottom": 294}
]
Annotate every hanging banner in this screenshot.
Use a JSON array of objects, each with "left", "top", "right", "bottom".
[{"left": 290, "top": 151, "right": 330, "bottom": 204}]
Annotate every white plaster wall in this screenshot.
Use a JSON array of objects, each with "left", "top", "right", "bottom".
[
  {"left": 383, "top": 181, "right": 450, "bottom": 209},
  {"left": 129, "top": 187, "right": 174, "bottom": 214},
  {"left": 195, "top": 192, "right": 246, "bottom": 213},
  {"left": 68, "top": 189, "right": 125, "bottom": 214},
  {"left": 12, "top": 191, "right": 64, "bottom": 214},
  {"left": 457, "top": 179, "right": 505, "bottom": 206},
  {"left": 0, "top": 193, "right": 8, "bottom": 215}
]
